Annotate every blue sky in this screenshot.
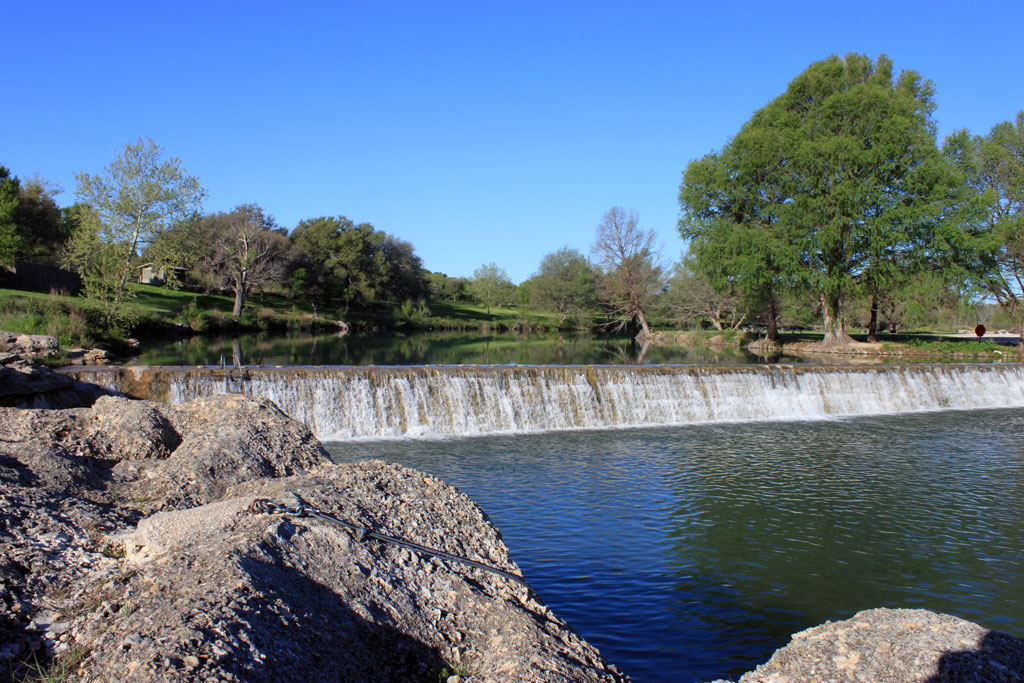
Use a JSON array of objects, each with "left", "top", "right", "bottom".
[{"left": 4, "top": 1, "right": 1022, "bottom": 284}]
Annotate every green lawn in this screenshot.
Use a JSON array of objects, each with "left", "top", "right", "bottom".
[{"left": 132, "top": 285, "right": 233, "bottom": 315}]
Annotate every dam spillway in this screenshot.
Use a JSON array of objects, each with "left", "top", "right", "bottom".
[{"left": 62, "top": 363, "right": 1024, "bottom": 440}]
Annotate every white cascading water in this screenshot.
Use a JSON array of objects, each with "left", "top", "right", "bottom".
[{"left": 160, "top": 364, "right": 1024, "bottom": 440}]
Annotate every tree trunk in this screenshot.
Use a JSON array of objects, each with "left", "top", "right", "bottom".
[
  {"left": 106, "top": 250, "right": 135, "bottom": 326},
  {"left": 820, "top": 293, "right": 854, "bottom": 347},
  {"left": 635, "top": 309, "right": 652, "bottom": 340},
  {"left": 233, "top": 272, "right": 247, "bottom": 317},
  {"left": 867, "top": 295, "right": 878, "bottom": 343},
  {"left": 765, "top": 297, "right": 779, "bottom": 342},
  {"left": 710, "top": 309, "right": 724, "bottom": 331}
]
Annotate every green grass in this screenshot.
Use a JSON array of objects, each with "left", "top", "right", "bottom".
[
  {"left": 435, "top": 659, "right": 475, "bottom": 682},
  {"left": 132, "top": 284, "right": 234, "bottom": 315},
  {"left": 1, "top": 282, "right": 574, "bottom": 352},
  {"left": 881, "top": 337, "right": 1009, "bottom": 354},
  {"left": 426, "top": 301, "right": 565, "bottom": 329},
  {"left": 0, "top": 288, "right": 99, "bottom": 348},
  {"left": 18, "top": 646, "right": 90, "bottom": 683}
]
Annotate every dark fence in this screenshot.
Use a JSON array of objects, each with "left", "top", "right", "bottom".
[{"left": 0, "top": 260, "right": 83, "bottom": 294}]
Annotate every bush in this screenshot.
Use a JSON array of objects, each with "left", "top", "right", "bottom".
[{"left": 394, "top": 299, "right": 431, "bottom": 328}]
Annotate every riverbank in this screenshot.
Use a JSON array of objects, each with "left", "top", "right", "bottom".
[
  {"left": 0, "top": 285, "right": 570, "bottom": 359},
  {"left": 648, "top": 328, "right": 1022, "bottom": 362},
  {"left": 1, "top": 383, "right": 628, "bottom": 682}
]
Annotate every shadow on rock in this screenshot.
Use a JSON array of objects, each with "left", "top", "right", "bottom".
[
  {"left": 929, "top": 630, "right": 1024, "bottom": 683},
  {"left": 223, "top": 550, "right": 446, "bottom": 682}
]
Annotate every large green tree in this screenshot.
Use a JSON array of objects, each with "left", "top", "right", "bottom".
[
  {"left": 681, "top": 54, "right": 950, "bottom": 346},
  {"left": 71, "top": 137, "right": 206, "bottom": 323},
  {"left": 291, "top": 216, "right": 428, "bottom": 310},
  {"left": 426, "top": 271, "right": 467, "bottom": 302},
  {"left": 468, "top": 262, "right": 514, "bottom": 317},
  {"left": 679, "top": 135, "right": 800, "bottom": 341},
  {"left": 529, "top": 247, "right": 598, "bottom": 327},
  {"left": 948, "top": 112, "right": 1024, "bottom": 347},
  {"left": 0, "top": 166, "right": 21, "bottom": 267},
  {"left": 13, "top": 176, "right": 69, "bottom": 265}
]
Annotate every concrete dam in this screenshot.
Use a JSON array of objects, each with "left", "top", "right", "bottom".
[{"left": 63, "top": 363, "right": 1024, "bottom": 440}]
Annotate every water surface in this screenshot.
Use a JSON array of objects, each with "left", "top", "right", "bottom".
[
  {"left": 133, "top": 330, "right": 786, "bottom": 366},
  {"left": 325, "top": 409, "right": 1024, "bottom": 682}
]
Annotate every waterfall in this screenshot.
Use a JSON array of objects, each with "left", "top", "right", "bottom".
[{"left": 67, "top": 364, "right": 1024, "bottom": 440}]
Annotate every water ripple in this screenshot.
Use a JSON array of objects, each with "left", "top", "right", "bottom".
[{"left": 327, "top": 408, "right": 1024, "bottom": 683}]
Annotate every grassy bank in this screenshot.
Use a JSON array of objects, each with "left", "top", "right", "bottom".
[{"left": 0, "top": 285, "right": 569, "bottom": 351}]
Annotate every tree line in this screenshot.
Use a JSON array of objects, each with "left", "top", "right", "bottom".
[
  {"left": 678, "top": 53, "right": 1024, "bottom": 347},
  {"left": 2, "top": 53, "right": 1020, "bottom": 344},
  {"left": 1, "top": 139, "right": 438, "bottom": 330},
  {"left": 0, "top": 138, "right": 667, "bottom": 336}
]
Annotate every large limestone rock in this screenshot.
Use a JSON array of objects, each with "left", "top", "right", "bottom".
[
  {"left": 714, "top": 607, "right": 1024, "bottom": 682},
  {"left": 83, "top": 462, "right": 624, "bottom": 682},
  {"left": 122, "top": 394, "right": 332, "bottom": 510},
  {"left": 0, "top": 331, "right": 59, "bottom": 358},
  {"left": 0, "top": 392, "right": 626, "bottom": 682},
  {"left": 0, "top": 352, "right": 74, "bottom": 399}
]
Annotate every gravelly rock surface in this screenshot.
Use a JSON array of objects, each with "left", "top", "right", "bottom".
[
  {"left": 121, "top": 394, "right": 331, "bottom": 511},
  {"left": 0, "top": 331, "right": 60, "bottom": 358},
  {"left": 0, "top": 390, "right": 628, "bottom": 682},
  {"left": 710, "top": 608, "right": 1024, "bottom": 683},
  {"left": 85, "top": 464, "right": 624, "bottom": 682}
]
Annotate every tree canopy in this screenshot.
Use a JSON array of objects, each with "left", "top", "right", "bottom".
[
  {"left": 947, "top": 112, "right": 1024, "bottom": 346},
  {"left": 468, "top": 262, "right": 514, "bottom": 316},
  {"left": 192, "top": 204, "right": 293, "bottom": 316},
  {"left": 529, "top": 247, "right": 597, "bottom": 327},
  {"left": 680, "top": 54, "right": 953, "bottom": 345},
  {"left": 71, "top": 137, "right": 206, "bottom": 323},
  {"left": 0, "top": 167, "right": 20, "bottom": 267},
  {"left": 291, "top": 216, "right": 428, "bottom": 310},
  {"left": 12, "top": 176, "right": 69, "bottom": 265}
]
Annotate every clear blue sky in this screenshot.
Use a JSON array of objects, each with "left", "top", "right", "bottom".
[{"left": 4, "top": 1, "right": 1022, "bottom": 284}]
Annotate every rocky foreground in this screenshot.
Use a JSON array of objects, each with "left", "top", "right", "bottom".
[
  {"left": 1, "top": 357, "right": 1023, "bottom": 682},
  {"left": 1, "top": 389, "right": 626, "bottom": 682}
]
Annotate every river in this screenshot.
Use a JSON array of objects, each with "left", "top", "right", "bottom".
[
  {"left": 79, "top": 340, "right": 1024, "bottom": 681},
  {"left": 132, "top": 330, "right": 787, "bottom": 366},
  {"left": 324, "top": 409, "right": 1024, "bottom": 682}
]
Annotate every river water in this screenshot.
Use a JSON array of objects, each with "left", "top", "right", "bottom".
[
  {"left": 324, "top": 408, "right": 1024, "bottom": 683},
  {"left": 132, "top": 330, "right": 789, "bottom": 366}
]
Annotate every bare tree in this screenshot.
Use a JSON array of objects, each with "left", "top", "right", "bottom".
[
  {"left": 196, "top": 204, "right": 291, "bottom": 316},
  {"left": 591, "top": 207, "right": 666, "bottom": 339}
]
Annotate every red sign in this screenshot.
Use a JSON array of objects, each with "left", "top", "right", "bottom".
[{"left": 975, "top": 324, "right": 986, "bottom": 338}]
